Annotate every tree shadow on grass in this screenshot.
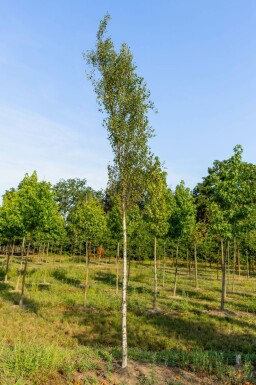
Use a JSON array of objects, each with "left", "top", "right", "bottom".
[
  {"left": 62, "top": 293, "right": 256, "bottom": 355},
  {"left": 51, "top": 268, "right": 81, "bottom": 287},
  {"left": 0, "top": 282, "right": 40, "bottom": 313},
  {"left": 94, "top": 271, "right": 117, "bottom": 287},
  {"left": 94, "top": 271, "right": 154, "bottom": 297}
]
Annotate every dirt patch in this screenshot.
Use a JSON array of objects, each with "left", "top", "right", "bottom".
[{"left": 107, "top": 360, "right": 219, "bottom": 385}]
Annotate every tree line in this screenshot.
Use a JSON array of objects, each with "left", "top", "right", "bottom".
[{"left": 1, "top": 144, "right": 255, "bottom": 297}]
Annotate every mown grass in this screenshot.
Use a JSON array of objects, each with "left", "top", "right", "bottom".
[{"left": 0, "top": 254, "right": 255, "bottom": 384}]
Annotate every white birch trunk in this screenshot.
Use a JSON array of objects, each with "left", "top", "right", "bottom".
[{"left": 122, "top": 202, "right": 127, "bottom": 369}]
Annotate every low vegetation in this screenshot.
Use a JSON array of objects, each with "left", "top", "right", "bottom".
[{"left": 0, "top": 254, "right": 255, "bottom": 384}]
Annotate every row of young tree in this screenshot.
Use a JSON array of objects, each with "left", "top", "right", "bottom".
[{"left": 1, "top": 145, "right": 256, "bottom": 292}]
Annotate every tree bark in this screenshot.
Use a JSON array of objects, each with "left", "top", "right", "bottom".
[
  {"left": 194, "top": 242, "right": 198, "bottom": 289},
  {"left": 19, "top": 241, "right": 31, "bottom": 307},
  {"left": 116, "top": 242, "right": 120, "bottom": 295},
  {"left": 15, "top": 237, "right": 25, "bottom": 291},
  {"left": 173, "top": 243, "right": 179, "bottom": 297},
  {"left": 162, "top": 241, "right": 166, "bottom": 288},
  {"left": 217, "top": 249, "right": 219, "bottom": 281},
  {"left": 186, "top": 248, "right": 189, "bottom": 276},
  {"left": 246, "top": 250, "right": 250, "bottom": 279},
  {"left": 121, "top": 200, "right": 127, "bottom": 369},
  {"left": 227, "top": 240, "right": 230, "bottom": 284},
  {"left": 153, "top": 236, "right": 157, "bottom": 309},
  {"left": 83, "top": 241, "right": 90, "bottom": 307},
  {"left": 232, "top": 238, "right": 236, "bottom": 293},
  {"left": 237, "top": 247, "right": 241, "bottom": 279},
  {"left": 220, "top": 239, "right": 226, "bottom": 311},
  {"left": 4, "top": 243, "right": 11, "bottom": 283}
]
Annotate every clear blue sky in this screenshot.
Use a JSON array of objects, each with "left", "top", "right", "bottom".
[{"left": 0, "top": 0, "right": 255, "bottom": 198}]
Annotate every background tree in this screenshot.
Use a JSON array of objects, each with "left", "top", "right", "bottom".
[
  {"left": 18, "top": 171, "right": 63, "bottom": 307},
  {"left": 145, "top": 156, "right": 171, "bottom": 309},
  {"left": 169, "top": 181, "right": 196, "bottom": 297},
  {"left": 71, "top": 194, "right": 107, "bottom": 306},
  {"left": 195, "top": 145, "right": 256, "bottom": 309},
  {"left": 0, "top": 189, "right": 23, "bottom": 282}
]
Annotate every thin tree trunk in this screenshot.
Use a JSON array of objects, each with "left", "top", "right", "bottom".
[
  {"left": 9, "top": 240, "right": 15, "bottom": 267},
  {"left": 227, "top": 240, "right": 230, "bottom": 284},
  {"left": 153, "top": 236, "right": 157, "bottom": 309},
  {"left": 83, "top": 241, "right": 90, "bottom": 307},
  {"left": 79, "top": 243, "right": 82, "bottom": 264},
  {"left": 237, "top": 247, "right": 241, "bottom": 279},
  {"left": 121, "top": 201, "right": 127, "bottom": 369},
  {"left": 246, "top": 250, "right": 250, "bottom": 279},
  {"left": 162, "top": 241, "right": 166, "bottom": 288},
  {"left": 194, "top": 242, "right": 198, "bottom": 289},
  {"left": 116, "top": 242, "right": 120, "bottom": 295},
  {"left": 42, "top": 242, "right": 45, "bottom": 262},
  {"left": 186, "top": 248, "right": 189, "bottom": 276},
  {"left": 46, "top": 241, "right": 49, "bottom": 258},
  {"left": 173, "top": 243, "right": 179, "bottom": 297},
  {"left": 220, "top": 239, "right": 226, "bottom": 311},
  {"left": 15, "top": 237, "right": 25, "bottom": 291},
  {"left": 19, "top": 241, "right": 31, "bottom": 307},
  {"left": 217, "top": 249, "right": 220, "bottom": 280},
  {"left": 4, "top": 243, "right": 11, "bottom": 283},
  {"left": 232, "top": 238, "right": 236, "bottom": 293}
]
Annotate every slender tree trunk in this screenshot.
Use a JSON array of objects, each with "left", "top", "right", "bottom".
[
  {"left": 162, "top": 241, "right": 166, "bottom": 288},
  {"left": 121, "top": 201, "right": 128, "bottom": 369},
  {"left": 46, "top": 241, "right": 49, "bottom": 258},
  {"left": 4, "top": 243, "right": 11, "bottom": 283},
  {"left": 15, "top": 237, "right": 25, "bottom": 291},
  {"left": 83, "top": 241, "right": 90, "bottom": 307},
  {"left": 19, "top": 241, "right": 31, "bottom": 307},
  {"left": 237, "top": 248, "right": 241, "bottom": 279},
  {"left": 153, "top": 236, "right": 157, "bottom": 309},
  {"left": 42, "top": 242, "right": 45, "bottom": 262},
  {"left": 220, "top": 239, "right": 226, "bottom": 311},
  {"left": 227, "top": 240, "right": 230, "bottom": 284},
  {"left": 232, "top": 238, "right": 236, "bottom": 293},
  {"left": 246, "top": 250, "right": 250, "bottom": 279},
  {"left": 173, "top": 243, "right": 179, "bottom": 297},
  {"left": 217, "top": 249, "right": 220, "bottom": 280},
  {"left": 194, "top": 242, "right": 198, "bottom": 289},
  {"left": 116, "top": 242, "right": 120, "bottom": 295},
  {"left": 79, "top": 243, "right": 82, "bottom": 264},
  {"left": 186, "top": 248, "right": 189, "bottom": 276},
  {"left": 9, "top": 240, "right": 15, "bottom": 267}
]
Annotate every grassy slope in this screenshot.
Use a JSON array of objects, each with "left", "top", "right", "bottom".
[{"left": 0, "top": 254, "right": 255, "bottom": 384}]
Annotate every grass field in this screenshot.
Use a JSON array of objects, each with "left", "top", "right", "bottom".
[{"left": 0, "top": 254, "right": 255, "bottom": 385}]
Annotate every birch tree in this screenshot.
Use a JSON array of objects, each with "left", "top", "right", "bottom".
[{"left": 86, "top": 14, "right": 155, "bottom": 368}]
